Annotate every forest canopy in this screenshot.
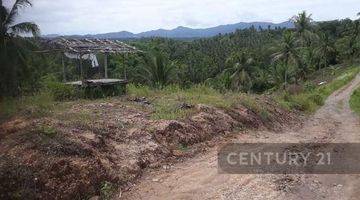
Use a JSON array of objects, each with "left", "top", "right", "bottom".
[{"left": 0, "top": 3, "right": 360, "bottom": 97}]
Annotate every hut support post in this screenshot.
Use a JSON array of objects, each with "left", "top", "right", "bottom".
[
  {"left": 104, "top": 53, "right": 109, "bottom": 79},
  {"left": 79, "top": 54, "right": 84, "bottom": 80},
  {"left": 123, "top": 53, "right": 127, "bottom": 80}
]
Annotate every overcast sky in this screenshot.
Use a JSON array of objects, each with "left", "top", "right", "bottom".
[{"left": 4, "top": 0, "right": 360, "bottom": 35}]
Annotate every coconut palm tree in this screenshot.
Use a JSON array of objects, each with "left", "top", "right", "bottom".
[
  {"left": 224, "top": 51, "right": 254, "bottom": 92},
  {"left": 138, "top": 51, "right": 174, "bottom": 87},
  {"left": 0, "top": 0, "right": 40, "bottom": 46},
  {"left": 315, "top": 32, "right": 335, "bottom": 71},
  {"left": 0, "top": 0, "right": 39, "bottom": 96},
  {"left": 272, "top": 30, "right": 300, "bottom": 89},
  {"left": 292, "top": 11, "right": 315, "bottom": 46}
]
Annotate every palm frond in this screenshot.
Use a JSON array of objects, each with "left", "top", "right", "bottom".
[
  {"left": 10, "top": 22, "right": 40, "bottom": 37},
  {"left": 0, "top": 4, "right": 9, "bottom": 25},
  {"left": 5, "top": 0, "right": 32, "bottom": 26}
]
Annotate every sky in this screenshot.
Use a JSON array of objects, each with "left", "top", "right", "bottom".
[{"left": 4, "top": 0, "right": 360, "bottom": 35}]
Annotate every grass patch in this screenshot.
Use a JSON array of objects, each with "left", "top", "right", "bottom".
[
  {"left": 37, "top": 125, "right": 57, "bottom": 138},
  {"left": 129, "top": 84, "right": 241, "bottom": 120},
  {"left": 276, "top": 66, "right": 360, "bottom": 113},
  {"left": 0, "top": 92, "right": 57, "bottom": 122},
  {"left": 350, "top": 87, "right": 360, "bottom": 115},
  {"left": 100, "top": 181, "right": 116, "bottom": 200}
]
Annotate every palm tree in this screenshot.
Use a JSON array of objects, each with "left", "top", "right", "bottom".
[
  {"left": 315, "top": 32, "right": 335, "bottom": 72},
  {"left": 138, "top": 51, "right": 174, "bottom": 87},
  {"left": 0, "top": 0, "right": 39, "bottom": 96},
  {"left": 292, "top": 11, "right": 315, "bottom": 46},
  {"left": 0, "top": 0, "right": 40, "bottom": 46},
  {"left": 225, "top": 52, "right": 254, "bottom": 92},
  {"left": 291, "top": 11, "right": 318, "bottom": 79},
  {"left": 272, "top": 30, "right": 300, "bottom": 89}
]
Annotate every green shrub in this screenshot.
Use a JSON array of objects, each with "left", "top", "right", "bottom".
[
  {"left": 276, "top": 66, "right": 359, "bottom": 113},
  {"left": 84, "top": 84, "right": 126, "bottom": 99},
  {"left": 0, "top": 92, "right": 56, "bottom": 121},
  {"left": 290, "top": 94, "right": 317, "bottom": 112},
  {"left": 41, "top": 75, "right": 77, "bottom": 101},
  {"left": 308, "top": 93, "right": 325, "bottom": 106},
  {"left": 46, "top": 82, "right": 77, "bottom": 101},
  {"left": 100, "top": 181, "right": 115, "bottom": 200},
  {"left": 304, "top": 81, "right": 316, "bottom": 92},
  {"left": 127, "top": 84, "right": 154, "bottom": 97},
  {"left": 37, "top": 125, "right": 57, "bottom": 138},
  {"left": 350, "top": 87, "right": 360, "bottom": 115}
]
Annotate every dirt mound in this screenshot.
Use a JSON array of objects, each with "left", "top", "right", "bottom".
[{"left": 0, "top": 97, "right": 297, "bottom": 199}]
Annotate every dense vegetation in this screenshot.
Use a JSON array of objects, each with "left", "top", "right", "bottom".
[
  {"left": 0, "top": 1, "right": 360, "bottom": 110},
  {"left": 350, "top": 87, "right": 360, "bottom": 115}
]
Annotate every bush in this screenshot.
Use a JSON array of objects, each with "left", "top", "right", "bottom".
[
  {"left": 127, "top": 84, "right": 154, "bottom": 98},
  {"left": 304, "top": 81, "right": 316, "bottom": 92},
  {"left": 276, "top": 66, "right": 359, "bottom": 113},
  {"left": 0, "top": 92, "right": 55, "bottom": 121},
  {"left": 41, "top": 75, "right": 77, "bottom": 101},
  {"left": 308, "top": 93, "right": 324, "bottom": 106},
  {"left": 46, "top": 82, "right": 77, "bottom": 101},
  {"left": 100, "top": 181, "right": 115, "bottom": 200},
  {"left": 290, "top": 94, "right": 317, "bottom": 112},
  {"left": 350, "top": 87, "right": 360, "bottom": 115}
]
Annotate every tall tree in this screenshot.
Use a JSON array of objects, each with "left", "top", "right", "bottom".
[
  {"left": 0, "top": 0, "right": 39, "bottom": 45},
  {"left": 315, "top": 32, "right": 335, "bottom": 71},
  {"left": 292, "top": 11, "right": 313, "bottom": 44},
  {"left": 272, "top": 30, "right": 300, "bottom": 89},
  {"left": 0, "top": 0, "right": 40, "bottom": 96},
  {"left": 225, "top": 51, "right": 254, "bottom": 92},
  {"left": 292, "top": 11, "right": 319, "bottom": 78}
]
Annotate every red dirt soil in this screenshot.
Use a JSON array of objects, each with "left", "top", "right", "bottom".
[{"left": 0, "top": 97, "right": 298, "bottom": 200}]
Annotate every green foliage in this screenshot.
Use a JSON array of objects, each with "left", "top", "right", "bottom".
[
  {"left": 84, "top": 84, "right": 126, "bottom": 99},
  {"left": 128, "top": 84, "right": 240, "bottom": 120},
  {"left": 127, "top": 83, "right": 154, "bottom": 98},
  {"left": 350, "top": 87, "right": 360, "bottom": 115},
  {"left": 239, "top": 95, "right": 270, "bottom": 120},
  {"left": 0, "top": 0, "right": 42, "bottom": 97},
  {"left": 0, "top": 92, "right": 55, "bottom": 121},
  {"left": 277, "top": 66, "right": 359, "bottom": 113},
  {"left": 37, "top": 125, "right": 57, "bottom": 138},
  {"left": 137, "top": 50, "right": 175, "bottom": 87},
  {"left": 178, "top": 144, "right": 189, "bottom": 151},
  {"left": 100, "top": 181, "right": 115, "bottom": 200},
  {"left": 40, "top": 75, "right": 77, "bottom": 101},
  {"left": 1, "top": 7, "right": 360, "bottom": 121}
]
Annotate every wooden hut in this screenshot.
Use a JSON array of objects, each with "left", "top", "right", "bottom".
[{"left": 42, "top": 38, "right": 141, "bottom": 97}]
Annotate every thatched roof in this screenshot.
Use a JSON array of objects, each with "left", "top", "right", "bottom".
[{"left": 43, "top": 38, "right": 140, "bottom": 54}]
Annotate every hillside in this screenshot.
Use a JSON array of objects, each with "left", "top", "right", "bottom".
[{"left": 43, "top": 21, "right": 294, "bottom": 39}]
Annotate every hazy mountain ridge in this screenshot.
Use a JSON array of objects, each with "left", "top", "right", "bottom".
[{"left": 44, "top": 21, "right": 294, "bottom": 39}]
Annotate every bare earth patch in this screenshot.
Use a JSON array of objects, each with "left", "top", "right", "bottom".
[
  {"left": 0, "top": 94, "right": 297, "bottom": 199},
  {"left": 122, "top": 74, "right": 360, "bottom": 200}
]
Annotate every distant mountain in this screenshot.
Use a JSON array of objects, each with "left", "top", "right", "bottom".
[
  {"left": 84, "top": 31, "right": 136, "bottom": 39},
  {"left": 43, "top": 21, "right": 294, "bottom": 39}
]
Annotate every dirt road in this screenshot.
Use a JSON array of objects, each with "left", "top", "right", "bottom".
[{"left": 122, "top": 73, "right": 360, "bottom": 200}]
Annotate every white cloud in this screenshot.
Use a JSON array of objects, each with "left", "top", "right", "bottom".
[{"left": 4, "top": 0, "right": 359, "bottom": 35}]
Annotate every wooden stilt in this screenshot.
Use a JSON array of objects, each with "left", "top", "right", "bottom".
[
  {"left": 123, "top": 53, "right": 127, "bottom": 80},
  {"left": 104, "top": 53, "right": 108, "bottom": 79},
  {"left": 79, "top": 54, "right": 84, "bottom": 80}
]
